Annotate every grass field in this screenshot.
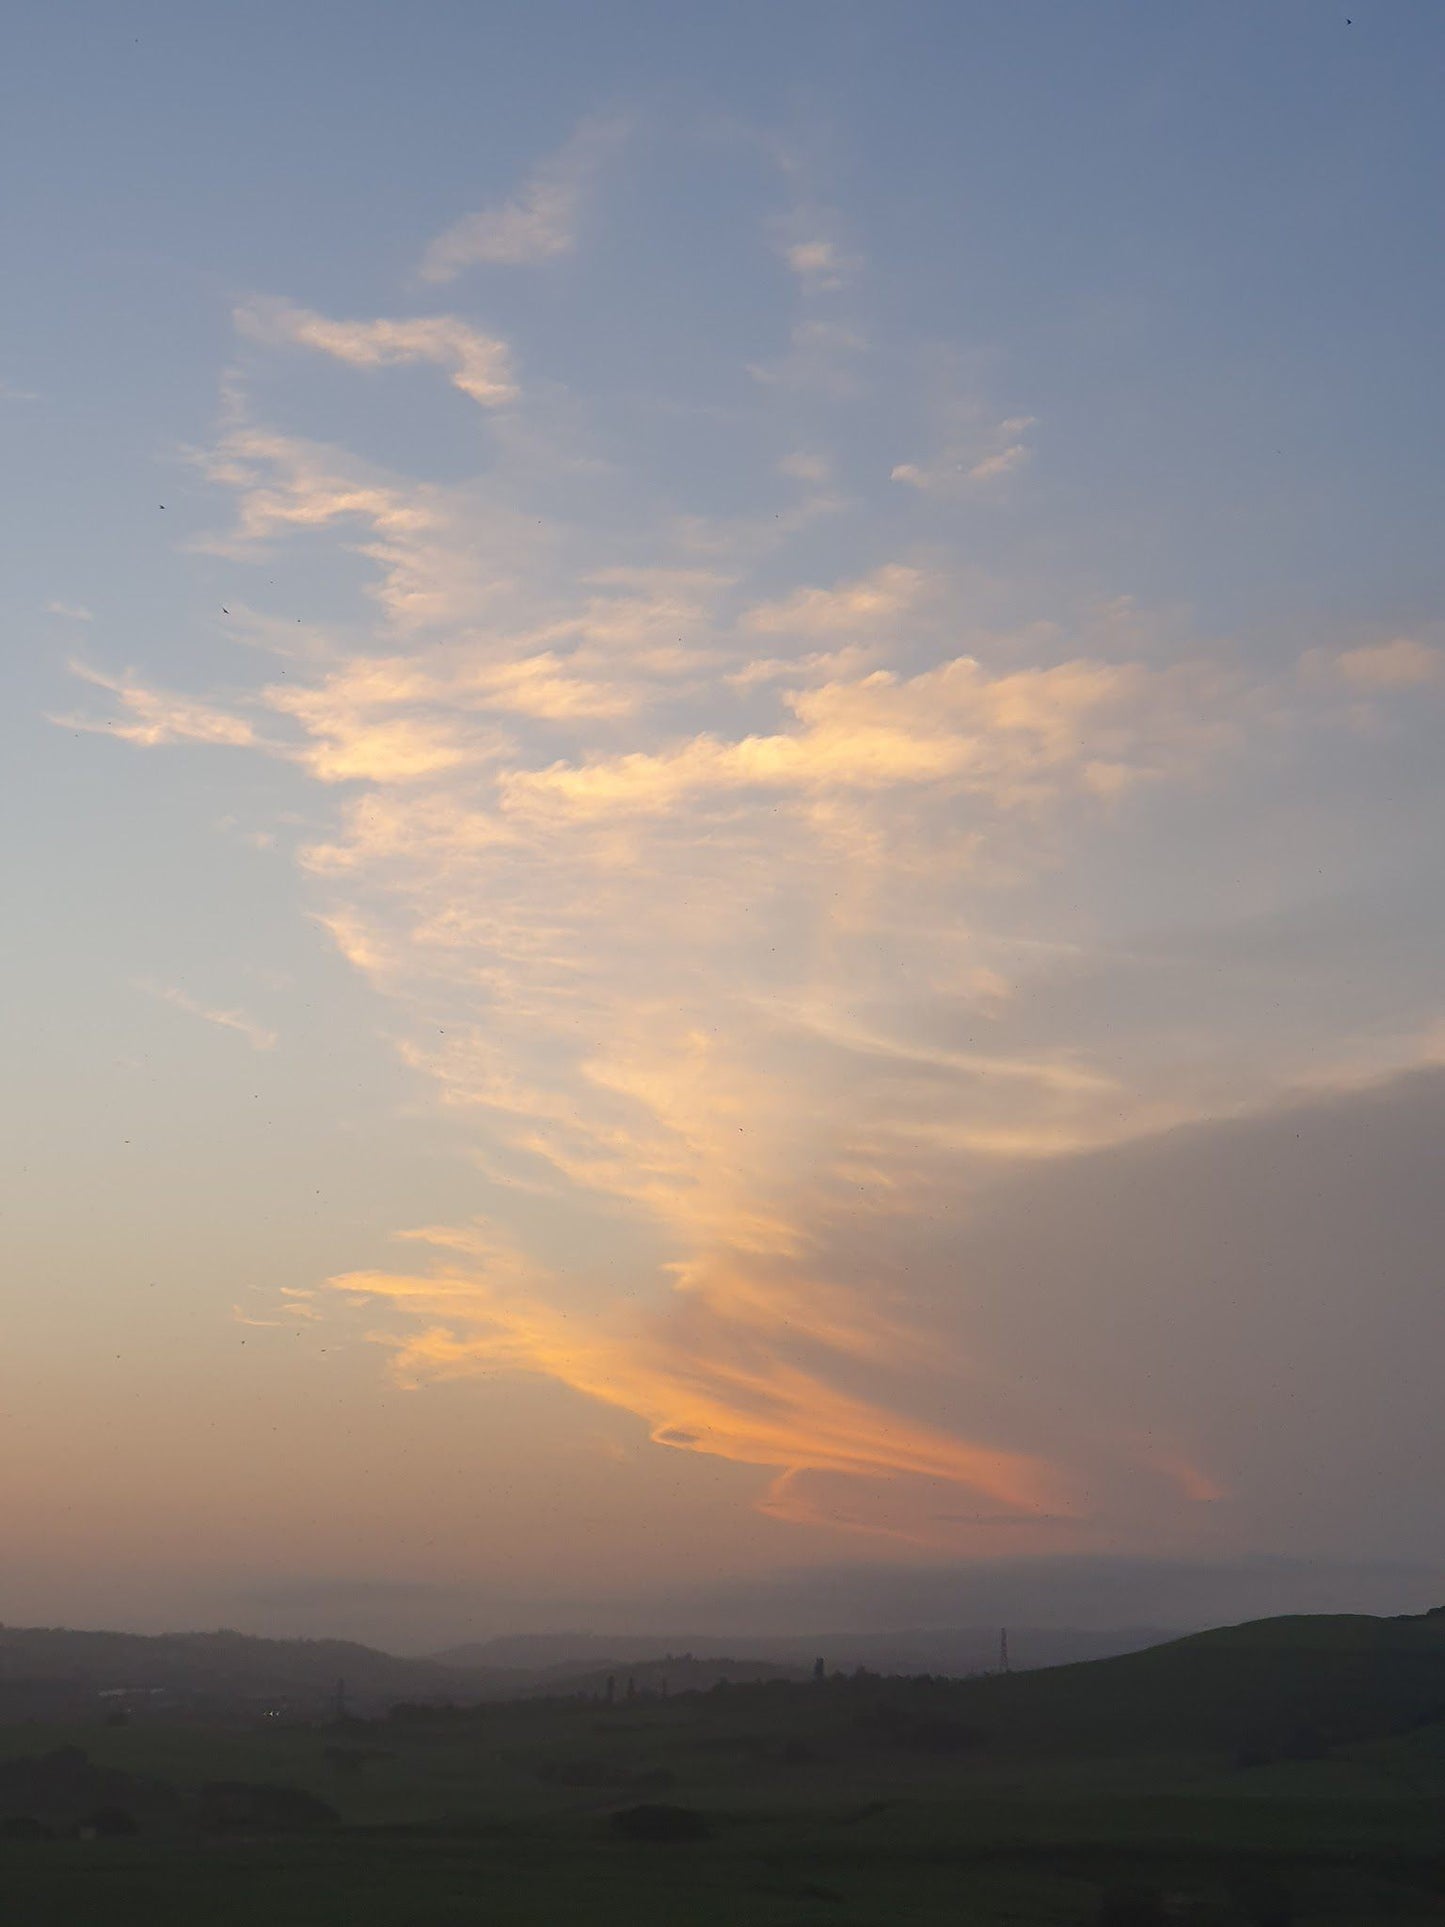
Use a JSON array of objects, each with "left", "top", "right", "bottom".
[{"left": 7, "top": 1617, "right": 1445, "bottom": 1922}]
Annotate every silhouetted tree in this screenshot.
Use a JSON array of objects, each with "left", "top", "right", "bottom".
[
  {"left": 0, "top": 1815, "right": 53, "bottom": 1840},
  {"left": 80, "top": 1805, "right": 137, "bottom": 1838}
]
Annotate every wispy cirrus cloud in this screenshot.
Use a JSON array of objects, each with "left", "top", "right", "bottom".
[
  {"left": 742, "top": 563, "right": 927, "bottom": 639},
  {"left": 333, "top": 1222, "right": 1072, "bottom": 1536},
  {"left": 236, "top": 299, "right": 517, "bottom": 407},
  {"left": 748, "top": 319, "right": 867, "bottom": 396},
  {"left": 140, "top": 979, "right": 277, "bottom": 1051},
  {"left": 756, "top": 123, "right": 864, "bottom": 294},
  {"left": 65, "top": 235, "right": 1445, "bottom": 1554},
  {"left": 777, "top": 451, "right": 832, "bottom": 485},
  {"left": 892, "top": 414, "right": 1037, "bottom": 492},
  {"left": 55, "top": 664, "right": 260, "bottom": 748},
  {"left": 498, "top": 652, "right": 1216, "bottom": 822},
  {"left": 419, "top": 115, "right": 628, "bottom": 281},
  {"left": 1329, "top": 637, "right": 1443, "bottom": 689},
  {"left": 57, "top": 361, "right": 1264, "bottom": 1542}
]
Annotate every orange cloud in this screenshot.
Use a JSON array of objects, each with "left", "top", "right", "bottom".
[
  {"left": 330, "top": 1233, "right": 1074, "bottom": 1536},
  {"left": 500, "top": 653, "right": 1211, "bottom": 820}
]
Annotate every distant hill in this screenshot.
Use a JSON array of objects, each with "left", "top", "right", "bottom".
[
  {"left": 15, "top": 1608, "right": 1440, "bottom": 1744},
  {"left": 0, "top": 1621, "right": 1174, "bottom": 1722},
  {"left": 0, "top": 1626, "right": 490, "bottom": 1717}
]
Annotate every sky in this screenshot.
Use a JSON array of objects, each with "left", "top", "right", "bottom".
[{"left": 4, "top": 0, "right": 1445, "bottom": 1650}]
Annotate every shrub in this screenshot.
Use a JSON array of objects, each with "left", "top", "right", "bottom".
[
  {"left": 197, "top": 1782, "right": 339, "bottom": 1832},
  {"left": 609, "top": 1803, "right": 711, "bottom": 1843},
  {"left": 630, "top": 1767, "right": 677, "bottom": 1793},
  {"left": 79, "top": 1805, "right": 138, "bottom": 1838}
]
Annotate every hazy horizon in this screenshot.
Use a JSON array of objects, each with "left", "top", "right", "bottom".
[
  {"left": 5, "top": 2, "right": 1445, "bottom": 1657},
  {"left": 11, "top": 1548, "right": 1445, "bottom": 1663}
]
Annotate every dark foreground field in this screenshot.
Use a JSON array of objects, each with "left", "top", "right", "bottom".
[{"left": 8, "top": 1613, "right": 1445, "bottom": 1923}]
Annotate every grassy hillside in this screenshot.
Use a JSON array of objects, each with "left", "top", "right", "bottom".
[
  {"left": 929, "top": 1611, "right": 1445, "bottom": 1758},
  {"left": 5, "top": 1610, "right": 1445, "bottom": 1921}
]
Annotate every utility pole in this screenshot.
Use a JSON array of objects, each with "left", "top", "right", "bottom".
[{"left": 998, "top": 1628, "right": 1010, "bottom": 1675}]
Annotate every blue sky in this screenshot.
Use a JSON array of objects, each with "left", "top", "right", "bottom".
[{"left": 4, "top": 1, "right": 1445, "bottom": 1643}]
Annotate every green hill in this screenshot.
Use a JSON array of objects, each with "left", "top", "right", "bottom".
[{"left": 925, "top": 1608, "right": 1445, "bottom": 1758}]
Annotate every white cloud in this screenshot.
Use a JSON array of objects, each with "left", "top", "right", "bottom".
[
  {"left": 781, "top": 237, "right": 861, "bottom": 292},
  {"left": 236, "top": 300, "right": 517, "bottom": 407},
  {"left": 964, "top": 440, "right": 1033, "bottom": 484},
  {"left": 1331, "top": 637, "right": 1443, "bottom": 689},
  {"left": 419, "top": 116, "right": 627, "bottom": 280},
  {"left": 892, "top": 415, "right": 1037, "bottom": 493},
  {"left": 758, "top": 129, "right": 863, "bottom": 295}
]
